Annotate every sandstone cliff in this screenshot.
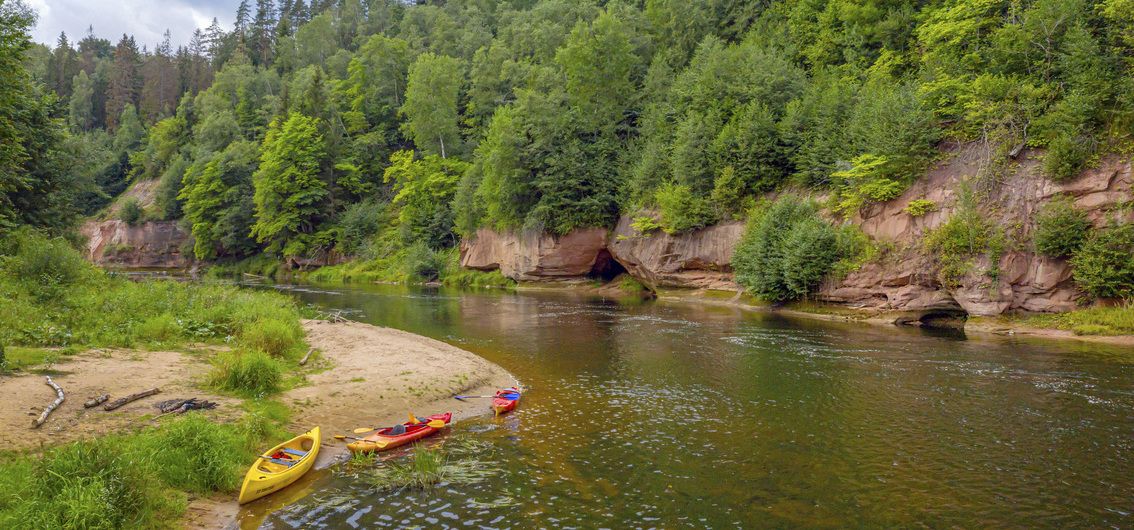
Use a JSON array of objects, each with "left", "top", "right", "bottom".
[
  {"left": 460, "top": 144, "right": 1134, "bottom": 318},
  {"left": 80, "top": 220, "right": 192, "bottom": 269}
]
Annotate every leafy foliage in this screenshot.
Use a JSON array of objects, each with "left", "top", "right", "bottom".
[
  {"left": 1033, "top": 196, "right": 1090, "bottom": 258},
  {"left": 1071, "top": 222, "right": 1134, "bottom": 299},
  {"left": 732, "top": 196, "right": 851, "bottom": 302}
]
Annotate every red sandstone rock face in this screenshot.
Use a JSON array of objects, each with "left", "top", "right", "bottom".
[
  {"left": 608, "top": 217, "right": 744, "bottom": 290},
  {"left": 461, "top": 144, "right": 1133, "bottom": 316},
  {"left": 460, "top": 227, "right": 609, "bottom": 281},
  {"left": 80, "top": 220, "right": 191, "bottom": 269},
  {"left": 817, "top": 146, "right": 1133, "bottom": 316}
]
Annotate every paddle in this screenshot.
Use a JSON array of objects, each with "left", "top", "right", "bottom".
[
  {"left": 333, "top": 434, "right": 390, "bottom": 448},
  {"left": 454, "top": 392, "right": 519, "bottom": 401},
  {"left": 350, "top": 418, "right": 448, "bottom": 434}
]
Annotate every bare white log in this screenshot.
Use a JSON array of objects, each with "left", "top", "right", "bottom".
[
  {"left": 104, "top": 387, "right": 160, "bottom": 411},
  {"left": 299, "top": 347, "right": 316, "bottom": 366},
  {"left": 32, "top": 376, "right": 65, "bottom": 428}
]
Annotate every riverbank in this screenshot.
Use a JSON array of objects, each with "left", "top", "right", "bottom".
[
  {"left": 0, "top": 318, "right": 515, "bottom": 528},
  {"left": 190, "top": 319, "right": 516, "bottom": 528}
]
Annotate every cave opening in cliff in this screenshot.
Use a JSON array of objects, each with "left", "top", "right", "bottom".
[{"left": 589, "top": 249, "right": 627, "bottom": 282}]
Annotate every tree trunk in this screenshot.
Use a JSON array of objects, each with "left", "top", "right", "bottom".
[
  {"left": 104, "top": 388, "right": 161, "bottom": 411},
  {"left": 32, "top": 377, "right": 65, "bottom": 428},
  {"left": 83, "top": 394, "right": 109, "bottom": 408}
]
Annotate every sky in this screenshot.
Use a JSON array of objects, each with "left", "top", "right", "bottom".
[{"left": 26, "top": 0, "right": 239, "bottom": 49}]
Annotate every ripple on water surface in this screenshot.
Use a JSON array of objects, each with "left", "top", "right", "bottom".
[{"left": 255, "top": 285, "right": 1134, "bottom": 529}]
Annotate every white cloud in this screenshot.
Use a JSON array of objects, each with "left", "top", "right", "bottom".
[{"left": 30, "top": 0, "right": 238, "bottom": 49}]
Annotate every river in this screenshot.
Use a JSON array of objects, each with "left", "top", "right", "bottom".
[{"left": 250, "top": 283, "right": 1132, "bottom": 529}]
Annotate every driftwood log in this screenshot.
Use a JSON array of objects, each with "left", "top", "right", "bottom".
[
  {"left": 104, "top": 388, "right": 160, "bottom": 411},
  {"left": 299, "top": 347, "right": 316, "bottom": 366},
  {"left": 32, "top": 376, "right": 65, "bottom": 428},
  {"left": 83, "top": 394, "right": 110, "bottom": 408}
]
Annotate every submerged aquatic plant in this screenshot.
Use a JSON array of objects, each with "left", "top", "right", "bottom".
[{"left": 360, "top": 437, "right": 500, "bottom": 492}]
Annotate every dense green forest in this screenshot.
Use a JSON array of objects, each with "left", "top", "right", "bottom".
[{"left": 2, "top": 0, "right": 1133, "bottom": 289}]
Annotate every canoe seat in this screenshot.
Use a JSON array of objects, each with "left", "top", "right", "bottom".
[
  {"left": 267, "top": 457, "right": 297, "bottom": 467},
  {"left": 281, "top": 448, "right": 307, "bottom": 458}
]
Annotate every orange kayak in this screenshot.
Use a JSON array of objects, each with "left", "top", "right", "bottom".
[
  {"left": 492, "top": 387, "right": 521, "bottom": 416},
  {"left": 346, "top": 412, "right": 451, "bottom": 454}
]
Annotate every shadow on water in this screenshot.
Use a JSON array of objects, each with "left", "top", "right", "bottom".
[{"left": 248, "top": 282, "right": 1134, "bottom": 529}]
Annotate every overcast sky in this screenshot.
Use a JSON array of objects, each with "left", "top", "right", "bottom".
[{"left": 27, "top": 0, "right": 239, "bottom": 49}]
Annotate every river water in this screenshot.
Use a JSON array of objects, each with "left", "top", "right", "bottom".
[{"left": 253, "top": 283, "right": 1133, "bottom": 529}]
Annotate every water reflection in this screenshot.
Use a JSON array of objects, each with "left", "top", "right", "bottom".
[{"left": 252, "top": 283, "right": 1134, "bottom": 528}]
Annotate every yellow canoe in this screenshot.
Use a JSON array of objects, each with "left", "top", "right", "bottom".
[{"left": 238, "top": 426, "right": 321, "bottom": 504}]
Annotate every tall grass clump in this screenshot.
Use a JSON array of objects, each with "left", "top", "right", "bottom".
[
  {"left": 0, "top": 438, "right": 176, "bottom": 529},
  {"left": 209, "top": 349, "right": 285, "bottom": 397},
  {"left": 0, "top": 413, "right": 286, "bottom": 528},
  {"left": 238, "top": 318, "right": 302, "bottom": 358},
  {"left": 132, "top": 415, "right": 249, "bottom": 493}
]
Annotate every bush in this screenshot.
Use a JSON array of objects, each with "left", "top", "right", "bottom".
[
  {"left": 830, "top": 154, "right": 907, "bottom": 215},
  {"left": 339, "top": 200, "right": 385, "bottom": 256},
  {"left": 733, "top": 196, "right": 849, "bottom": 302},
  {"left": 2, "top": 229, "right": 94, "bottom": 301},
  {"left": 904, "top": 199, "right": 937, "bottom": 217},
  {"left": 1044, "top": 133, "right": 1093, "bottom": 182},
  {"left": 136, "top": 313, "right": 182, "bottom": 342},
  {"left": 923, "top": 190, "right": 1002, "bottom": 286},
  {"left": 120, "top": 198, "right": 143, "bottom": 226},
  {"left": 238, "top": 318, "right": 301, "bottom": 358},
  {"left": 1071, "top": 222, "right": 1134, "bottom": 299},
  {"left": 404, "top": 242, "right": 445, "bottom": 281},
  {"left": 209, "top": 349, "right": 285, "bottom": 397},
  {"left": 1034, "top": 197, "right": 1090, "bottom": 258},
  {"left": 655, "top": 182, "right": 717, "bottom": 234}
]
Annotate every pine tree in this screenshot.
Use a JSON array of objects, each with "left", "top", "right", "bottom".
[
  {"left": 252, "top": 0, "right": 277, "bottom": 66},
  {"left": 105, "top": 34, "right": 141, "bottom": 131},
  {"left": 47, "top": 32, "right": 78, "bottom": 98},
  {"left": 205, "top": 17, "right": 226, "bottom": 61}
]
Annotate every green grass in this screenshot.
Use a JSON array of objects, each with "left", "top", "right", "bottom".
[
  {"left": 209, "top": 349, "right": 287, "bottom": 398},
  {"left": 1026, "top": 304, "right": 1134, "bottom": 336},
  {"left": 305, "top": 245, "right": 516, "bottom": 289},
  {"left": 0, "top": 414, "right": 286, "bottom": 529}
]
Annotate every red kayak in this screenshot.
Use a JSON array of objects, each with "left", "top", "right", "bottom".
[
  {"left": 492, "top": 387, "right": 521, "bottom": 416},
  {"left": 346, "top": 412, "right": 451, "bottom": 454}
]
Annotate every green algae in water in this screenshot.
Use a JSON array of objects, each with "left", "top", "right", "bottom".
[{"left": 355, "top": 437, "right": 502, "bottom": 492}]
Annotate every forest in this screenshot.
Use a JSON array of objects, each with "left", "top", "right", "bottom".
[{"left": 2, "top": 0, "right": 1134, "bottom": 295}]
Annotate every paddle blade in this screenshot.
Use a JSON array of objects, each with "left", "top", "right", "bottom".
[
  {"left": 427, "top": 419, "right": 448, "bottom": 428},
  {"left": 334, "top": 435, "right": 348, "bottom": 440},
  {"left": 353, "top": 427, "right": 375, "bottom": 434}
]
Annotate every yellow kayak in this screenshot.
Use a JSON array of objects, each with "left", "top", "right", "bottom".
[{"left": 238, "top": 426, "right": 321, "bottom": 504}]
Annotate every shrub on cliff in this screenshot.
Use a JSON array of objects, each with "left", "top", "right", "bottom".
[
  {"left": 733, "top": 196, "right": 849, "bottom": 302},
  {"left": 655, "top": 182, "right": 717, "bottom": 234},
  {"left": 1071, "top": 222, "right": 1134, "bottom": 299},
  {"left": 120, "top": 197, "right": 144, "bottom": 226},
  {"left": 1034, "top": 197, "right": 1091, "bottom": 258}
]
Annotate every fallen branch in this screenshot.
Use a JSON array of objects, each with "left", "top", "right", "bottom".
[
  {"left": 32, "top": 376, "right": 65, "bottom": 428},
  {"left": 299, "top": 347, "right": 316, "bottom": 366},
  {"left": 104, "top": 388, "right": 160, "bottom": 411},
  {"left": 83, "top": 394, "right": 109, "bottom": 408}
]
